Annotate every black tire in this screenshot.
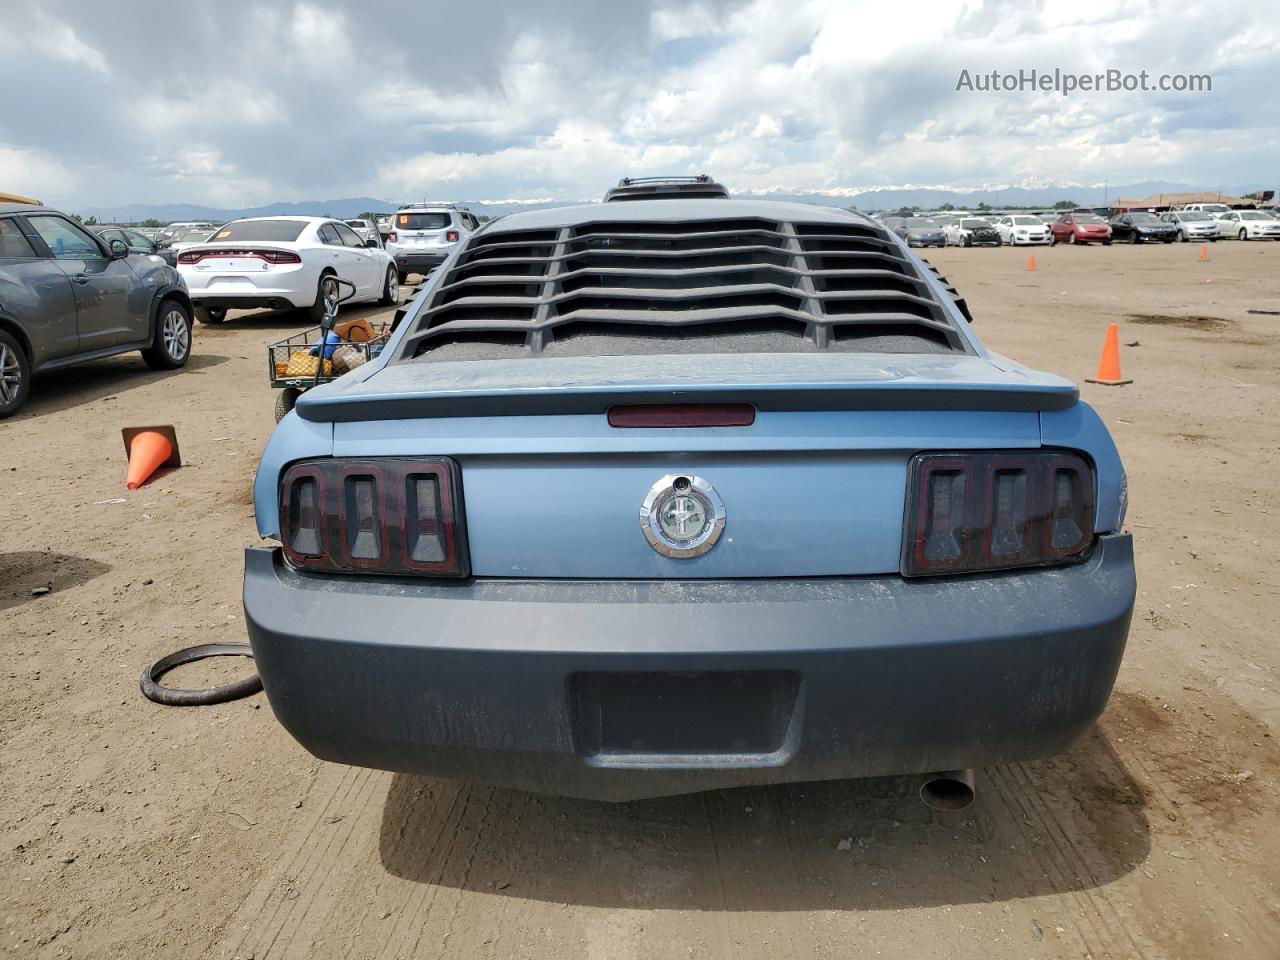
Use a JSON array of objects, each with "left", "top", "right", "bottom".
[
  {"left": 1129, "top": 232, "right": 1139, "bottom": 244},
  {"left": 397, "top": 271, "right": 409, "bottom": 286},
  {"left": 274, "top": 387, "right": 301, "bottom": 422},
  {"left": 1068, "top": 232, "right": 1076, "bottom": 244},
  {"left": 194, "top": 306, "right": 226, "bottom": 324},
  {"left": 1049, "top": 234, "right": 1057, "bottom": 247},
  {"left": 962, "top": 236, "right": 971, "bottom": 248},
  {"left": 379, "top": 265, "right": 399, "bottom": 306},
  {"left": 141, "top": 299, "right": 192, "bottom": 370},
  {"left": 1239, "top": 228, "right": 1248, "bottom": 241},
  {"left": 1163, "top": 236, "right": 1175, "bottom": 244},
  {"left": 0, "top": 328, "right": 31, "bottom": 419},
  {"left": 308, "top": 272, "right": 340, "bottom": 324},
  {"left": 1102, "top": 240, "right": 1112, "bottom": 246},
  {"left": 1178, "top": 230, "right": 1188, "bottom": 242}
]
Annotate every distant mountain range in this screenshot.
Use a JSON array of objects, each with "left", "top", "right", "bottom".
[{"left": 80, "top": 181, "right": 1269, "bottom": 223}]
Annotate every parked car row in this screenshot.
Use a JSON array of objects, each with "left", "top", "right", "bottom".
[{"left": 875, "top": 207, "right": 1280, "bottom": 248}]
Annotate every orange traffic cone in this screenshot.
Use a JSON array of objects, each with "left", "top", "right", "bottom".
[
  {"left": 1085, "top": 324, "right": 1132, "bottom": 386},
  {"left": 123, "top": 425, "right": 181, "bottom": 490},
  {"left": 1199, "top": 244, "right": 1208, "bottom": 261},
  {"left": 1027, "top": 254, "right": 1036, "bottom": 271}
]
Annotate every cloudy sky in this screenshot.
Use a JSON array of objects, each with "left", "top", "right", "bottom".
[{"left": 1, "top": 0, "right": 1276, "bottom": 209}]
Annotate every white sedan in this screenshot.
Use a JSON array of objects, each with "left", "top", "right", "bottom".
[
  {"left": 177, "top": 216, "right": 398, "bottom": 324},
  {"left": 993, "top": 215, "right": 1051, "bottom": 246},
  {"left": 1215, "top": 210, "right": 1280, "bottom": 241}
]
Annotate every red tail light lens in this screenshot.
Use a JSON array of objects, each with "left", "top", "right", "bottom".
[
  {"left": 176, "top": 248, "right": 301, "bottom": 265},
  {"left": 279, "top": 457, "right": 468, "bottom": 577},
  {"left": 446, "top": 230, "right": 459, "bottom": 243},
  {"left": 902, "top": 450, "right": 1094, "bottom": 577},
  {"left": 388, "top": 231, "right": 398, "bottom": 243},
  {"left": 608, "top": 403, "right": 756, "bottom": 428}
]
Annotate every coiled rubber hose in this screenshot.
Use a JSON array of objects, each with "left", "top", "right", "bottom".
[{"left": 140, "top": 643, "right": 263, "bottom": 706}]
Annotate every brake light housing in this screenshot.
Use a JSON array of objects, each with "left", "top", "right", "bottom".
[
  {"left": 279, "top": 457, "right": 468, "bottom": 577},
  {"left": 902, "top": 450, "right": 1095, "bottom": 578},
  {"left": 446, "top": 230, "right": 460, "bottom": 243},
  {"left": 177, "top": 248, "right": 302, "bottom": 265},
  {"left": 388, "top": 231, "right": 397, "bottom": 243}
]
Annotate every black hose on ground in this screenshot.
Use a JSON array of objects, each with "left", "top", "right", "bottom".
[{"left": 140, "top": 643, "right": 263, "bottom": 706}]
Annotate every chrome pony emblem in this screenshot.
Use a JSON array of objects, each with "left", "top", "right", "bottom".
[{"left": 640, "top": 474, "right": 726, "bottom": 558}]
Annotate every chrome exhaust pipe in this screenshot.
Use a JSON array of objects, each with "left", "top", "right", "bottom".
[{"left": 919, "top": 769, "right": 975, "bottom": 811}]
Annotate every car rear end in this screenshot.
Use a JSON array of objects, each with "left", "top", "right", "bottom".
[
  {"left": 178, "top": 219, "right": 316, "bottom": 311},
  {"left": 244, "top": 202, "right": 1134, "bottom": 802},
  {"left": 386, "top": 208, "right": 461, "bottom": 277}
]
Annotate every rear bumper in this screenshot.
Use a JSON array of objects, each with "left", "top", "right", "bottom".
[
  {"left": 244, "top": 534, "right": 1135, "bottom": 801},
  {"left": 393, "top": 252, "right": 448, "bottom": 273}
]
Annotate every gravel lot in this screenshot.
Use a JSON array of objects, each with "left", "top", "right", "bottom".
[{"left": 2, "top": 241, "right": 1278, "bottom": 959}]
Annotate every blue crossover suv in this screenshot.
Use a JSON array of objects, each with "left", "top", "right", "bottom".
[{"left": 244, "top": 199, "right": 1134, "bottom": 803}]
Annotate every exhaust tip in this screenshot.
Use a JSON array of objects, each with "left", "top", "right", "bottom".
[{"left": 919, "top": 769, "right": 975, "bottom": 811}]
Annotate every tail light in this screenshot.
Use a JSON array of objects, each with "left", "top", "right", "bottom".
[
  {"left": 903, "top": 450, "right": 1094, "bottom": 577},
  {"left": 388, "top": 231, "right": 398, "bottom": 243},
  {"left": 279, "top": 458, "right": 468, "bottom": 577},
  {"left": 446, "top": 230, "right": 459, "bottom": 243},
  {"left": 176, "top": 248, "right": 301, "bottom": 265}
]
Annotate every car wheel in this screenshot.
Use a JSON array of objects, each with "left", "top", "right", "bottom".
[
  {"left": 397, "top": 271, "right": 409, "bottom": 286},
  {"left": 1103, "top": 240, "right": 1112, "bottom": 246},
  {"left": 308, "top": 272, "right": 340, "bottom": 324},
  {"left": 1049, "top": 234, "right": 1057, "bottom": 247},
  {"left": 1178, "top": 230, "right": 1188, "bottom": 242},
  {"left": 1239, "top": 228, "right": 1248, "bottom": 241},
  {"left": 1129, "top": 232, "right": 1139, "bottom": 244},
  {"left": 141, "top": 299, "right": 192, "bottom": 370},
  {"left": 274, "top": 387, "right": 301, "bottom": 422},
  {"left": 0, "top": 329, "right": 31, "bottom": 419},
  {"left": 1068, "top": 233, "right": 1076, "bottom": 244},
  {"left": 962, "top": 236, "right": 971, "bottom": 248},
  {"left": 379, "top": 266, "right": 399, "bottom": 306},
  {"left": 194, "top": 306, "right": 227, "bottom": 324}
]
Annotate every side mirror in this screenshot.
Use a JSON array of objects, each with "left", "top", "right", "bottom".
[
  {"left": 365, "top": 238, "right": 379, "bottom": 248},
  {"left": 109, "top": 238, "right": 129, "bottom": 260}
]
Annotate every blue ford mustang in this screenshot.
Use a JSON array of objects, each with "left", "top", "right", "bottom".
[{"left": 244, "top": 198, "right": 1134, "bottom": 803}]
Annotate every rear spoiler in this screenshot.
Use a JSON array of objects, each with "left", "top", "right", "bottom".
[{"left": 295, "top": 354, "right": 1079, "bottom": 422}]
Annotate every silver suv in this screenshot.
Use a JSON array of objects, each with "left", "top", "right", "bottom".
[{"left": 385, "top": 203, "right": 481, "bottom": 283}]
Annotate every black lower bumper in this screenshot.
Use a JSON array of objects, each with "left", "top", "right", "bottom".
[
  {"left": 393, "top": 253, "right": 447, "bottom": 274},
  {"left": 244, "top": 535, "right": 1135, "bottom": 801}
]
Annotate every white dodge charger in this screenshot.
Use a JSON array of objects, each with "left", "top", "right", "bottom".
[{"left": 177, "top": 216, "right": 398, "bottom": 324}]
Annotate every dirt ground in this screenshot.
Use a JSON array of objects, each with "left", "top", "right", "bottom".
[{"left": 2, "top": 240, "right": 1278, "bottom": 960}]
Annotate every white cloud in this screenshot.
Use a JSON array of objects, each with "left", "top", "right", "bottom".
[{"left": 30, "top": 16, "right": 109, "bottom": 76}]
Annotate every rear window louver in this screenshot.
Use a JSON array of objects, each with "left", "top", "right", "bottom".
[{"left": 395, "top": 218, "right": 967, "bottom": 359}]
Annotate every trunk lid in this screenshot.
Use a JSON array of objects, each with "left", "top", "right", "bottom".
[{"left": 316, "top": 354, "right": 1071, "bottom": 578}]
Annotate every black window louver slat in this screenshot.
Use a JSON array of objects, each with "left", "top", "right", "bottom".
[{"left": 396, "top": 216, "right": 970, "bottom": 359}]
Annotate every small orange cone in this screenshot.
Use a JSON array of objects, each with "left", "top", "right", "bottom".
[
  {"left": 122, "top": 425, "right": 181, "bottom": 490},
  {"left": 1085, "top": 323, "right": 1132, "bottom": 386},
  {"left": 1027, "top": 254, "right": 1036, "bottom": 271},
  {"left": 1199, "top": 244, "right": 1208, "bottom": 261}
]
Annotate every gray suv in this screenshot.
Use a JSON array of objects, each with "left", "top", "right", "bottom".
[{"left": 0, "top": 203, "right": 193, "bottom": 418}]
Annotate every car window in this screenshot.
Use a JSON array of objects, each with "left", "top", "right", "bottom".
[
  {"left": 125, "top": 230, "right": 153, "bottom": 248},
  {"left": 334, "top": 222, "right": 365, "bottom": 247},
  {"left": 318, "top": 223, "right": 343, "bottom": 245},
  {"left": 0, "top": 218, "right": 37, "bottom": 258},
  {"left": 396, "top": 212, "right": 451, "bottom": 231},
  {"left": 209, "top": 219, "right": 306, "bottom": 242},
  {"left": 27, "top": 215, "right": 103, "bottom": 259}
]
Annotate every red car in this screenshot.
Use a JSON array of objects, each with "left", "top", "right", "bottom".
[{"left": 1049, "top": 213, "right": 1112, "bottom": 246}]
